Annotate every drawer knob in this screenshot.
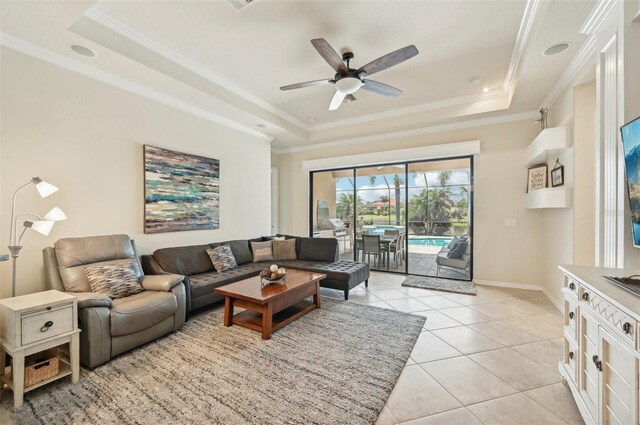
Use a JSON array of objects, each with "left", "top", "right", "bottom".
[
  {"left": 569, "top": 312, "right": 574, "bottom": 320},
  {"left": 569, "top": 351, "right": 574, "bottom": 360},
  {"left": 40, "top": 320, "right": 53, "bottom": 332},
  {"left": 569, "top": 282, "right": 575, "bottom": 290},
  {"left": 622, "top": 322, "right": 632, "bottom": 334},
  {"left": 582, "top": 292, "right": 589, "bottom": 301},
  {"left": 592, "top": 354, "right": 598, "bottom": 364}
]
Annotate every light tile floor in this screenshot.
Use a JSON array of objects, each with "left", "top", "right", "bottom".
[{"left": 320, "top": 271, "right": 585, "bottom": 425}]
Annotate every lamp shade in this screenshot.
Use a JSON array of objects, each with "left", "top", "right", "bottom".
[
  {"left": 44, "top": 207, "right": 67, "bottom": 221},
  {"left": 25, "top": 220, "right": 55, "bottom": 236},
  {"left": 31, "top": 177, "right": 59, "bottom": 198}
]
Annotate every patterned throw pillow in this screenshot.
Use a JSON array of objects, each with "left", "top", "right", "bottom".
[
  {"left": 273, "top": 239, "right": 297, "bottom": 261},
  {"left": 206, "top": 245, "right": 238, "bottom": 273},
  {"left": 85, "top": 263, "right": 144, "bottom": 299},
  {"left": 251, "top": 240, "right": 274, "bottom": 262}
]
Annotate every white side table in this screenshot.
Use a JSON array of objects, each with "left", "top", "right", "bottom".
[{"left": 0, "top": 290, "right": 80, "bottom": 408}]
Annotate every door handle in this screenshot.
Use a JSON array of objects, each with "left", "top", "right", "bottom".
[
  {"left": 582, "top": 292, "right": 589, "bottom": 301},
  {"left": 569, "top": 312, "right": 574, "bottom": 320}
]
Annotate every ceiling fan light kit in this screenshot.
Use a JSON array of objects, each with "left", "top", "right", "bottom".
[{"left": 280, "top": 38, "right": 419, "bottom": 111}]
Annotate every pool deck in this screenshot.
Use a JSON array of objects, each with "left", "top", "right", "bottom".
[{"left": 339, "top": 245, "right": 470, "bottom": 279}]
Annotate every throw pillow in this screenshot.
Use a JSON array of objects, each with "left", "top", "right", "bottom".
[
  {"left": 206, "top": 245, "right": 238, "bottom": 273},
  {"left": 446, "top": 241, "right": 468, "bottom": 259},
  {"left": 227, "top": 240, "right": 253, "bottom": 265},
  {"left": 273, "top": 239, "right": 297, "bottom": 261},
  {"left": 251, "top": 240, "right": 274, "bottom": 262},
  {"left": 85, "top": 263, "right": 144, "bottom": 299},
  {"left": 447, "top": 236, "right": 460, "bottom": 249}
]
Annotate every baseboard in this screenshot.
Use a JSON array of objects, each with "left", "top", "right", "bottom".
[{"left": 473, "top": 279, "right": 545, "bottom": 292}]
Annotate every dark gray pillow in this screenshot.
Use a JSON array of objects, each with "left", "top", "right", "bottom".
[
  {"left": 227, "top": 240, "right": 252, "bottom": 265},
  {"left": 299, "top": 238, "right": 338, "bottom": 262},
  {"left": 447, "top": 236, "right": 460, "bottom": 249},
  {"left": 153, "top": 244, "right": 213, "bottom": 276},
  {"left": 447, "top": 241, "right": 468, "bottom": 259}
]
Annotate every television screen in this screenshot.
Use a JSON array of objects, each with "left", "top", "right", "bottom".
[{"left": 621, "top": 116, "right": 640, "bottom": 248}]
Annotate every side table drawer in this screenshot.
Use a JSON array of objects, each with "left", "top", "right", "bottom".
[{"left": 21, "top": 305, "right": 73, "bottom": 346}]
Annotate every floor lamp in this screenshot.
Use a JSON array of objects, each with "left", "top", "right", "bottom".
[{"left": 7, "top": 177, "right": 66, "bottom": 297}]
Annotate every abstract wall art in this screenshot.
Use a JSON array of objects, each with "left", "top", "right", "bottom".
[{"left": 144, "top": 145, "right": 220, "bottom": 233}]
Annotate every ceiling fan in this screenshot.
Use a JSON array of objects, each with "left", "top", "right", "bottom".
[{"left": 280, "top": 38, "right": 419, "bottom": 111}]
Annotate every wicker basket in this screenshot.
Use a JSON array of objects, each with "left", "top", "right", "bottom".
[{"left": 23, "top": 349, "right": 59, "bottom": 387}]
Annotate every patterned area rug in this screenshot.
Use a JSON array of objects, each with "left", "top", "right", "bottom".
[
  {"left": 4, "top": 299, "right": 425, "bottom": 425},
  {"left": 402, "top": 275, "right": 477, "bottom": 295}
]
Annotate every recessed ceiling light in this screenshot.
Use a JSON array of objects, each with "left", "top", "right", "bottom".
[
  {"left": 483, "top": 87, "right": 490, "bottom": 93},
  {"left": 543, "top": 42, "right": 571, "bottom": 56},
  {"left": 256, "top": 123, "right": 266, "bottom": 128},
  {"left": 69, "top": 44, "right": 97, "bottom": 58},
  {"left": 470, "top": 77, "right": 482, "bottom": 85}
]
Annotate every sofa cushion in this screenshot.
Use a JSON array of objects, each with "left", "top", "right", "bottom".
[
  {"left": 153, "top": 244, "right": 213, "bottom": 276},
  {"left": 273, "top": 239, "right": 297, "bottom": 261},
  {"left": 110, "top": 291, "right": 177, "bottom": 336},
  {"left": 447, "top": 240, "right": 468, "bottom": 259},
  {"left": 278, "top": 260, "right": 368, "bottom": 286},
  {"left": 188, "top": 263, "right": 265, "bottom": 299},
  {"left": 251, "top": 241, "right": 274, "bottom": 262},
  {"left": 206, "top": 245, "right": 238, "bottom": 273},
  {"left": 85, "top": 263, "right": 144, "bottom": 299},
  {"left": 227, "top": 240, "right": 253, "bottom": 265},
  {"left": 55, "top": 234, "right": 141, "bottom": 292},
  {"left": 298, "top": 238, "right": 338, "bottom": 262}
]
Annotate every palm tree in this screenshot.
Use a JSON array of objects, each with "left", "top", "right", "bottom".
[
  {"left": 336, "top": 193, "right": 364, "bottom": 219},
  {"left": 437, "top": 170, "right": 452, "bottom": 187},
  {"left": 369, "top": 174, "right": 404, "bottom": 225}
]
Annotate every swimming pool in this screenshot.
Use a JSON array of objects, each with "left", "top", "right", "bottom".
[{"left": 408, "top": 237, "right": 453, "bottom": 246}]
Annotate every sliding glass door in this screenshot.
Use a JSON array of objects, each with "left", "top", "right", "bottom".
[{"left": 309, "top": 156, "right": 473, "bottom": 280}]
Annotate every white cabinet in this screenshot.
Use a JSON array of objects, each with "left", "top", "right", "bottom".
[{"left": 559, "top": 266, "right": 640, "bottom": 425}]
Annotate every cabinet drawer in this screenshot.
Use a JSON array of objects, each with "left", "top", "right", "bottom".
[
  {"left": 565, "top": 298, "right": 578, "bottom": 338},
  {"left": 565, "top": 276, "right": 579, "bottom": 297},
  {"left": 580, "top": 288, "right": 637, "bottom": 346},
  {"left": 563, "top": 337, "right": 578, "bottom": 385},
  {"left": 21, "top": 305, "right": 73, "bottom": 345}
]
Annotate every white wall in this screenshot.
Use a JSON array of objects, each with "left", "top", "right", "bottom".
[
  {"left": 0, "top": 48, "right": 272, "bottom": 298},
  {"left": 274, "top": 120, "right": 546, "bottom": 288}
]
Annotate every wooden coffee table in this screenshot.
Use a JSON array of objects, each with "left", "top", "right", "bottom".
[{"left": 214, "top": 269, "right": 326, "bottom": 340}]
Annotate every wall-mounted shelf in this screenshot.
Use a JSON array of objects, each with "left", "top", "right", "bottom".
[
  {"left": 525, "top": 126, "right": 571, "bottom": 166},
  {"left": 525, "top": 187, "right": 572, "bottom": 209}
]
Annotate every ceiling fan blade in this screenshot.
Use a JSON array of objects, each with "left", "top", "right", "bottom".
[
  {"left": 361, "top": 80, "right": 403, "bottom": 97},
  {"left": 311, "top": 38, "right": 347, "bottom": 74},
  {"left": 280, "top": 79, "right": 333, "bottom": 91},
  {"left": 329, "top": 91, "right": 346, "bottom": 111},
  {"left": 358, "top": 45, "right": 419, "bottom": 77}
]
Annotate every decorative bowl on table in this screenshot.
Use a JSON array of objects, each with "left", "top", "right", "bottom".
[{"left": 260, "top": 265, "right": 287, "bottom": 287}]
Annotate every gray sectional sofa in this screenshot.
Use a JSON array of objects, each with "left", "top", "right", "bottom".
[{"left": 141, "top": 235, "right": 370, "bottom": 314}]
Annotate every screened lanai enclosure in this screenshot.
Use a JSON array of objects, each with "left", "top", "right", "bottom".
[{"left": 310, "top": 157, "right": 473, "bottom": 280}]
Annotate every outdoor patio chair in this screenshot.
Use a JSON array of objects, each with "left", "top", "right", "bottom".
[
  {"left": 362, "top": 234, "right": 386, "bottom": 267},
  {"left": 388, "top": 233, "right": 405, "bottom": 268}
]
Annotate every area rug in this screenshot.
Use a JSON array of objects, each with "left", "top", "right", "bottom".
[
  {"left": 402, "top": 275, "right": 477, "bottom": 295},
  {"left": 4, "top": 299, "right": 425, "bottom": 425}
]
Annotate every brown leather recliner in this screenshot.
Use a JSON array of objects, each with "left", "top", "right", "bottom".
[{"left": 43, "top": 234, "right": 186, "bottom": 369}]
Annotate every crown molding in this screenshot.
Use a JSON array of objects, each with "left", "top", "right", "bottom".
[
  {"left": 83, "top": 3, "right": 539, "bottom": 136},
  {"left": 503, "top": 0, "right": 546, "bottom": 102},
  {"left": 0, "top": 32, "right": 273, "bottom": 142},
  {"left": 580, "top": 0, "right": 617, "bottom": 35},
  {"left": 84, "top": 7, "right": 311, "bottom": 131},
  {"left": 307, "top": 90, "right": 507, "bottom": 132},
  {"left": 272, "top": 110, "right": 539, "bottom": 155}
]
